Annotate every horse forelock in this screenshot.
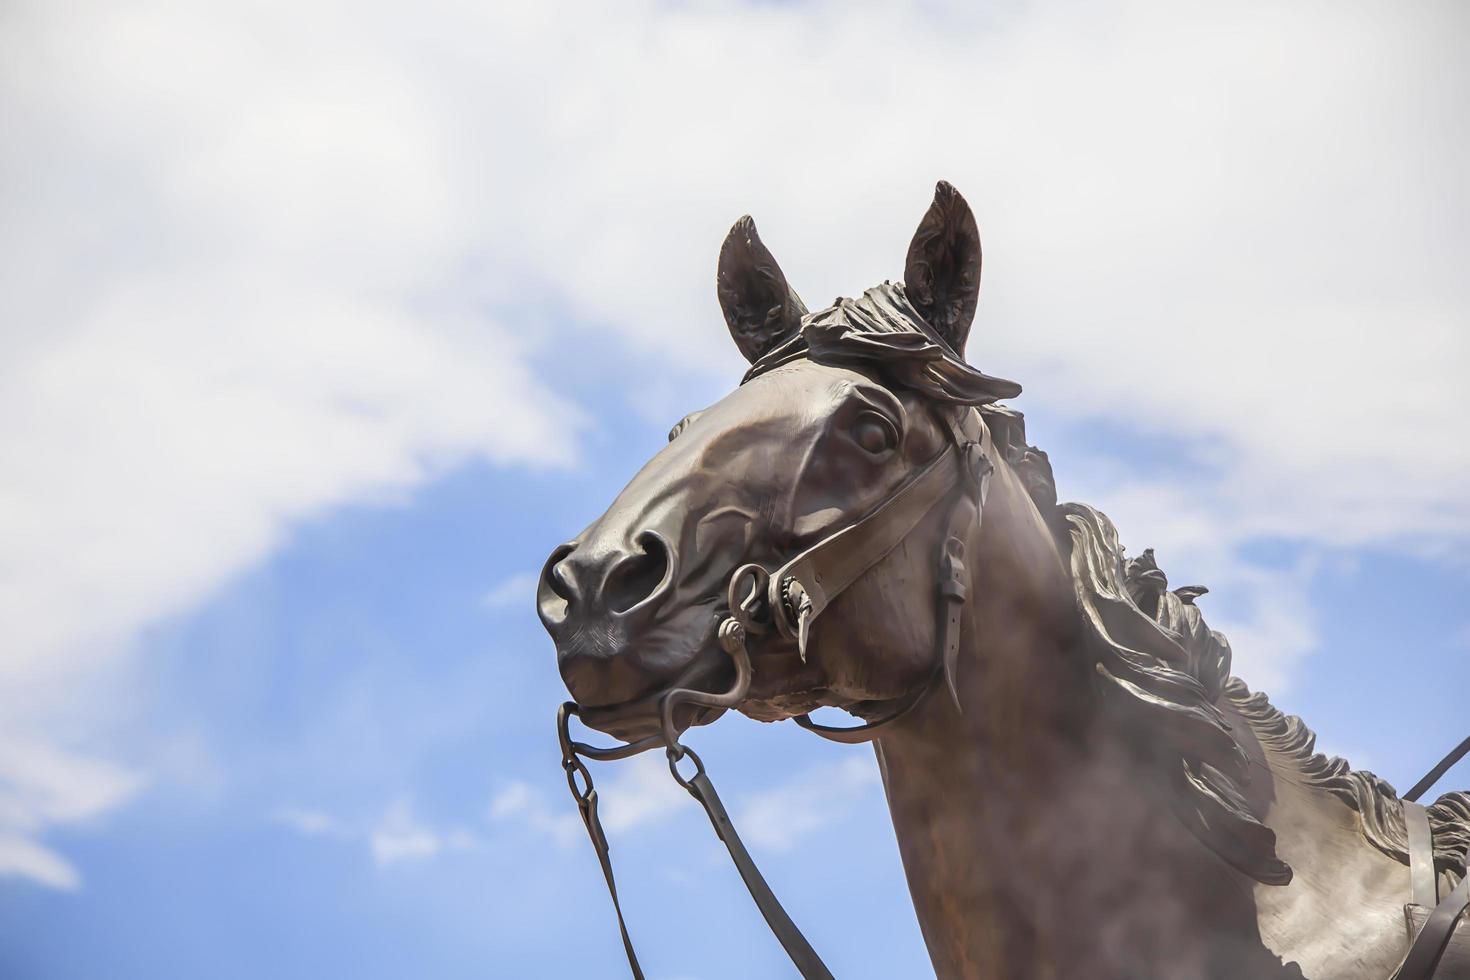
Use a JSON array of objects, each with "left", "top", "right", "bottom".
[{"left": 741, "top": 281, "right": 1021, "bottom": 405}]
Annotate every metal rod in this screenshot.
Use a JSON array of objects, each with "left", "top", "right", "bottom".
[{"left": 1405, "top": 734, "right": 1470, "bottom": 803}]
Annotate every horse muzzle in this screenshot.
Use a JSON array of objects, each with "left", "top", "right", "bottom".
[{"left": 538, "top": 531, "right": 738, "bottom": 737}]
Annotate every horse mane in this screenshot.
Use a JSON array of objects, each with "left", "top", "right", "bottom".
[
  {"left": 984, "top": 406, "right": 1470, "bottom": 888},
  {"left": 1058, "top": 498, "right": 1294, "bottom": 884},
  {"left": 1226, "top": 678, "right": 1470, "bottom": 882}
]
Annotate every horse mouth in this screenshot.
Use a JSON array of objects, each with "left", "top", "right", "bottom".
[{"left": 574, "top": 649, "right": 735, "bottom": 741}]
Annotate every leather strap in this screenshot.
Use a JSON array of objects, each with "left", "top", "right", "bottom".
[
  {"left": 795, "top": 669, "right": 937, "bottom": 743},
  {"left": 769, "top": 408, "right": 991, "bottom": 648},
  {"left": 936, "top": 408, "right": 990, "bottom": 711},
  {"left": 563, "top": 730, "right": 836, "bottom": 979},
  {"left": 678, "top": 754, "right": 836, "bottom": 980},
  {"left": 768, "top": 444, "right": 961, "bottom": 653},
  {"left": 790, "top": 407, "right": 991, "bottom": 741},
  {"left": 563, "top": 630, "right": 838, "bottom": 980},
  {"left": 1396, "top": 734, "right": 1470, "bottom": 979},
  {"left": 1396, "top": 869, "right": 1470, "bottom": 980},
  {"left": 1406, "top": 801, "right": 1439, "bottom": 909},
  {"left": 573, "top": 781, "right": 646, "bottom": 980},
  {"left": 798, "top": 466, "right": 977, "bottom": 744}
]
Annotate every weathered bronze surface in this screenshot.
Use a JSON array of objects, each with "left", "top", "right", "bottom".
[{"left": 537, "top": 183, "right": 1470, "bottom": 979}]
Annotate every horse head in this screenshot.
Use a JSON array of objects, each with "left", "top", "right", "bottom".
[{"left": 538, "top": 182, "right": 1028, "bottom": 742}]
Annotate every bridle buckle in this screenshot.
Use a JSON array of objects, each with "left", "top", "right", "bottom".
[{"left": 960, "top": 440, "right": 992, "bottom": 492}]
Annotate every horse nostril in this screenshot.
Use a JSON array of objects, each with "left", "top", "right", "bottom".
[
  {"left": 604, "top": 533, "right": 672, "bottom": 615},
  {"left": 538, "top": 543, "right": 577, "bottom": 624}
]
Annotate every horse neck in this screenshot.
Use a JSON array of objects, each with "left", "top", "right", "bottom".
[{"left": 872, "top": 465, "right": 1284, "bottom": 977}]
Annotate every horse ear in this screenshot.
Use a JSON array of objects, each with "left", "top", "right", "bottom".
[
  {"left": 903, "top": 181, "right": 981, "bottom": 357},
  {"left": 717, "top": 216, "right": 807, "bottom": 364}
]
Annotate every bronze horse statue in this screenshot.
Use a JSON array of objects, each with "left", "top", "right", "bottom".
[{"left": 537, "top": 183, "right": 1470, "bottom": 978}]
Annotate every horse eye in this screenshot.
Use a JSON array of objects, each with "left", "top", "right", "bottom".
[{"left": 853, "top": 412, "right": 898, "bottom": 455}]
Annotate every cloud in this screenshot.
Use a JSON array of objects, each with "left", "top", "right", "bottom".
[
  {"left": 736, "top": 757, "right": 882, "bottom": 853},
  {"left": 488, "top": 781, "right": 581, "bottom": 849},
  {"left": 0, "top": 738, "right": 143, "bottom": 889},
  {"left": 271, "top": 806, "right": 349, "bottom": 839},
  {"left": 273, "top": 764, "right": 686, "bottom": 869},
  {"left": 2, "top": 0, "right": 582, "bottom": 885},
  {"left": 593, "top": 754, "right": 690, "bottom": 836},
  {"left": 3, "top": 0, "right": 1466, "bottom": 885},
  {"left": 481, "top": 572, "right": 541, "bottom": 612},
  {"left": 490, "top": 754, "right": 688, "bottom": 847},
  {"left": 0, "top": 835, "right": 84, "bottom": 891},
  {"left": 272, "top": 798, "right": 484, "bottom": 866},
  {"left": 370, "top": 799, "right": 443, "bottom": 867},
  {"left": 469, "top": 0, "right": 1470, "bottom": 556}
]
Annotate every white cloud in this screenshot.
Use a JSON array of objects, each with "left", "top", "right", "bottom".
[
  {"left": 594, "top": 754, "right": 690, "bottom": 836},
  {"left": 1, "top": 0, "right": 582, "bottom": 886},
  {"left": 468, "top": 0, "right": 1470, "bottom": 555},
  {"left": 487, "top": 782, "right": 538, "bottom": 822},
  {"left": 490, "top": 754, "right": 688, "bottom": 847},
  {"left": 273, "top": 798, "right": 483, "bottom": 864},
  {"left": 271, "top": 806, "right": 348, "bottom": 838},
  {"left": 273, "top": 763, "right": 686, "bottom": 868},
  {"left": 736, "top": 757, "right": 882, "bottom": 852},
  {"left": 443, "top": 828, "right": 484, "bottom": 852},
  {"left": 0, "top": 738, "right": 143, "bottom": 889},
  {"left": 481, "top": 572, "right": 541, "bottom": 612},
  {"left": 488, "top": 780, "right": 581, "bottom": 849},
  {"left": 3, "top": 0, "right": 1466, "bottom": 885},
  {"left": 0, "top": 835, "right": 83, "bottom": 892},
  {"left": 370, "top": 798, "right": 442, "bottom": 867}
]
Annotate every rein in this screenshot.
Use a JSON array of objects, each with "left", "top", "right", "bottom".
[{"left": 557, "top": 404, "right": 994, "bottom": 979}]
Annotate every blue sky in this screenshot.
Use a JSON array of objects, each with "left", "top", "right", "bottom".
[{"left": 2, "top": 1, "right": 1468, "bottom": 977}]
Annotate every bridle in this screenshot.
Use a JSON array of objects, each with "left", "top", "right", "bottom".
[{"left": 556, "top": 400, "right": 995, "bottom": 979}]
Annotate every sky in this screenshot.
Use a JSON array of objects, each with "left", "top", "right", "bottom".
[{"left": 0, "top": 0, "right": 1467, "bottom": 976}]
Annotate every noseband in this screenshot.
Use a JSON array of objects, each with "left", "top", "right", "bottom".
[{"left": 557, "top": 401, "right": 995, "bottom": 979}]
